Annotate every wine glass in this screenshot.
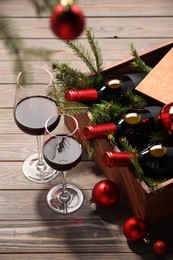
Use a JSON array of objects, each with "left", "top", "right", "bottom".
[
  {"left": 43, "top": 113, "right": 84, "bottom": 214},
  {"left": 14, "top": 67, "right": 59, "bottom": 183}
]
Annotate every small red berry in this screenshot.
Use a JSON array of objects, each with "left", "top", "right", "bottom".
[{"left": 153, "top": 240, "right": 167, "bottom": 255}]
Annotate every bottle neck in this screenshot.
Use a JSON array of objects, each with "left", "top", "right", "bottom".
[
  {"left": 102, "top": 151, "right": 135, "bottom": 167},
  {"left": 65, "top": 89, "right": 98, "bottom": 102},
  {"left": 83, "top": 122, "right": 118, "bottom": 140},
  {"left": 65, "top": 73, "right": 145, "bottom": 103}
]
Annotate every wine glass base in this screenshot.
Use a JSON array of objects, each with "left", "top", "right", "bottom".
[
  {"left": 47, "top": 184, "right": 84, "bottom": 214},
  {"left": 22, "top": 153, "right": 59, "bottom": 183}
]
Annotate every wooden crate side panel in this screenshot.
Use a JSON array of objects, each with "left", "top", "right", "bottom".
[
  {"left": 73, "top": 114, "right": 148, "bottom": 219},
  {"left": 146, "top": 182, "right": 173, "bottom": 226}
]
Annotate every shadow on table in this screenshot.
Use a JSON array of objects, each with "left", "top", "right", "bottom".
[{"left": 34, "top": 188, "right": 169, "bottom": 259}]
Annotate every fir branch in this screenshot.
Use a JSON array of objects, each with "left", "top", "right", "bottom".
[
  {"left": 126, "top": 89, "right": 147, "bottom": 108},
  {"left": 119, "top": 136, "right": 162, "bottom": 190},
  {"left": 130, "top": 42, "right": 152, "bottom": 74},
  {"left": 86, "top": 140, "right": 96, "bottom": 158},
  {"left": 23, "top": 47, "right": 52, "bottom": 61},
  {"left": 130, "top": 157, "right": 145, "bottom": 179},
  {"left": 119, "top": 136, "right": 139, "bottom": 153},
  {"left": 65, "top": 39, "right": 97, "bottom": 74},
  {"left": 90, "top": 100, "right": 130, "bottom": 125},
  {"left": 86, "top": 27, "right": 104, "bottom": 72},
  {"left": 28, "top": 0, "right": 58, "bottom": 15},
  {"left": 149, "top": 131, "right": 167, "bottom": 144},
  {"left": 0, "top": 16, "right": 22, "bottom": 53},
  {"left": 58, "top": 101, "right": 89, "bottom": 115},
  {"left": 0, "top": 15, "right": 52, "bottom": 76},
  {"left": 51, "top": 61, "right": 93, "bottom": 90}
]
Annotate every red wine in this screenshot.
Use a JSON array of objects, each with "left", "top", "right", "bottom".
[
  {"left": 43, "top": 135, "right": 82, "bottom": 171},
  {"left": 14, "top": 96, "right": 57, "bottom": 135}
]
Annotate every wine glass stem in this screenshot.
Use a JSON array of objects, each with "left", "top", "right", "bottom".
[
  {"left": 60, "top": 171, "right": 71, "bottom": 204},
  {"left": 62, "top": 171, "right": 67, "bottom": 195},
  {"left": 36, "top": 135, "right": 45, "bottom": 170}
]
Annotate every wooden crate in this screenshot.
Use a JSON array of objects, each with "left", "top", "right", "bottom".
[{"left": 72, "top": 40, "right": 173, "bottom": 227}]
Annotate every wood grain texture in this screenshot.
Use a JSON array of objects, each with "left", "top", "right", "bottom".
[
  {"left": 0, "top": 0, "right": 173, "bottom": 259},
  {"left": 136, "top": 47, "right": 173, "bottom": 104},
  {"left": 1, "top": 0, "right": 173, "bottom": 16}
]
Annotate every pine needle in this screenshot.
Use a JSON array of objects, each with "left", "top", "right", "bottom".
[
  {"left": 65, "top": 39, "right": 98, "bottom": 74},
  {"left": 130, "top": 42, "right": 152, "bottom": 74},
  {"left": 86, "top": 27, "right": 104, "bottom": 72}
]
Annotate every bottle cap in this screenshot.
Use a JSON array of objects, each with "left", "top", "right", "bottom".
[
  {"left": 105, "top": 77, "right": 122, "bottom": 89},
  {"left": 124, "top": 112, "right": 141, "bottom": 125},
  {"left": 102, "top": 151, "right": 135, "bottom": 167},
  {"left": 65, "top": 89, "right": 98, "bottom": 102},
  {"left": 149, "top": 144, "right": 167, "bottom": 157},
  {"left": 83, "top": 123, "right": 117, "bottom": 140}
]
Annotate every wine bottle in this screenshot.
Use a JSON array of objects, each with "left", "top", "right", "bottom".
[
  {"left": 102, "top": 143, "right": 173, "bottom": 180},
  {"left": 65, "top": 73, "right": 145, "bottom": 103},
  {"left": 83, "top": 106, "right": 162, "bottom": 146}
]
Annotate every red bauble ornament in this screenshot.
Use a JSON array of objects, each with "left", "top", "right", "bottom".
[
  {"left": 158, "top": 102, "right": 173, "bottom": 135},
  {"left": 50, "top": 3, "right": 85, "bottom": 40},
  {"left": 153, "top": 240, "right": 167, "bottom": 255},
  {"left": 123, "top": 216, "right": 147, "bottom": 241},
  {"left": 91, "top": 180, "right": 120, "bottom": 208}
]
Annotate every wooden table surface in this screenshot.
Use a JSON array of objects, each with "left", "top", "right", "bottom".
[{"left": 0, "top": 0, "right": 173, "bottom": 259}]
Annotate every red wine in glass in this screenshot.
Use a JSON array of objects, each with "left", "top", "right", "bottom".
[
  {"left": 43, "top": 135, "right": 82, "bottom": 171},
  {"left": 44, "top": 114, "right": 84, "bottom": 214},
  {"left": 14, "top": 96, "right": 57, "bottom": 135},
  {"left": 14, "top": 68, "right": 59, "bottom": 183}
]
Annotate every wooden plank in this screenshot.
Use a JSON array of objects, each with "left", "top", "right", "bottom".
[
  {"left": 0, "top": 133, "right": 93, "bottom": 160},
  {"left": 2, "top": 253, "right": 173, "bottom": 260},
  {"left": 0, "top": 161, "right": 104, "bottom": 190},
  {"left": 2, "top": 17, "right": 173, "bottom": 39},
  {"left": 1, "top": 0, "right": 173, "bottom": 17},
  {"left": 0, "top": 218, "right": 131, "bottom": 253},
  {"left": 0, "top": 133, "right": 37, "bottom": 160},
  {"left": 0, "top": 217, "right": 172, "bottom": 254},
  {"left": 0, "top": 189, "right": 130, "bottom": 220},
  {"left": 0, "top": 85, "right": 15, "bottom": 108},
  {"left": 0, "top": 109, "right": 18, "bottom": 133},
  {"left": 0, "top": 38, "right": 171, "bottom": 64},
  {"left": 1, "top": 253, "right": 172, "bottom": 260}
]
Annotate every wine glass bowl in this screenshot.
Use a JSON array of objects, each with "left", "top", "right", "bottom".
[
  {"left": 14, "top": 67, "right": 59, "bottom": 183},
  {"left": 43, "top": 113, "right": 84, "bottom": 214}
]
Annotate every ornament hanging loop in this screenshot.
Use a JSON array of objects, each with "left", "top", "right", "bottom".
[
  {"left": 143, "top": 233, "right": 151, "bottom": 244},
  {"left": 61, "top": 0, "right": 74, "bottom": 11}
]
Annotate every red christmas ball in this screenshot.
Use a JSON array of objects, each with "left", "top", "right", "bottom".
[
  {"left": 50, "top": 3, "right": 85, "bottom": 40},
  {"left": 91, "top": 180, "right": 120, "bottom": 208},
  {"left": 153, "top": 240, "right": 167, "bottom": 255},
  {"left": 123, "top": 216, "right": 147, "bottom": 241},
  {"left": 158, "top": 102, "right": 173, "bottom": 135}
]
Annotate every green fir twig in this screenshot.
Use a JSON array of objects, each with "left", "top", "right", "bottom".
[
  {"left": 130, "top": 42, "right": 152, "bottom": 74},
  {"left": 85, "top": 27, "right": 104, "bottom": 73},
  {"left": 0, "top": 15, "right": 52, "bottom": 76},
  {"left": 90, "top": 100, "right": 130, "bottom": 125},
  {"left": 65, "top": 28, "right": 104, "bottom": 75},
  {"left": 28, "top": 0, "right": 58, "bottom": 15}
]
